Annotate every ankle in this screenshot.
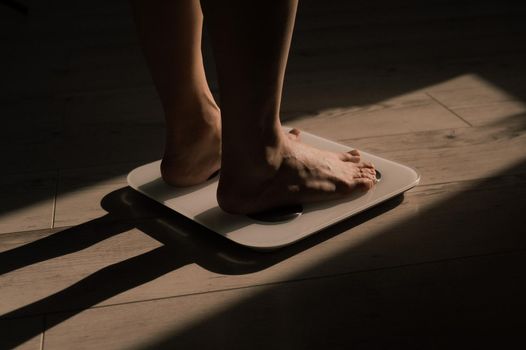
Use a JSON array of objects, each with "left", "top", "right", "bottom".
[{"left": 220, "top": 123, "right": 286, "bottom": 183}]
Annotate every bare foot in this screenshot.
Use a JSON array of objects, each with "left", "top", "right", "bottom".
[
  {"left": 161, "top": 101, "right": 222, "bottom": 187},
  {"left": 217, "top": 128, "right": 377, "bottom": 214}
]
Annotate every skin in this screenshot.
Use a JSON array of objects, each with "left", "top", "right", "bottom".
[{"left": 131, "top": 0, "right": 376, "bottom": 215}]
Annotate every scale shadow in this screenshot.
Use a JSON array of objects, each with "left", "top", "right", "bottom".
[{"left": 0, "top": 186, "right": 403, "bottom": 349}]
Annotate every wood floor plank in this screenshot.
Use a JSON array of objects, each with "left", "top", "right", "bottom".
[
  {"left": 290, "top": 119, "right": 526, "bottom": 186},
  {"left": 451, "top": 100, "right": 526, "bottom": 126},
  {"left": 0, "top": 220, "right": 162, "bottom": 317},
  {"left": 0, "top": 316, "right": 43, "bottom": 350},
  {"left": 0, "top": 172, "right": 57, "bottom": 235},
  {"left": 281, "top": 57, "right": 526, "bottom": 117},
  {"left": 383, "top": 132, "right": 524, "bottom": 185},
  {"left": 286, "top": 92, "right": 468, "bottom": 140},
  {"left": 0, "top": 228, "right": 63, "bottom": 254},
  {"left": 54, "top": 162, "right": 146, "bottom": 227},
  {"left": 339, "top": 122, "right": 520, "bottom": 153},
  {"left": 2, "top": 173, "right": 524, "bottom": 318},
  {"left": 56, "top": 122, "right": 163, "bottom": 169},
  {"left": 42, "top": 251, "right": 526, "bottom": 349},
  {"left": 427, "top": 84, "right": 520, "bottom": 109},
  {"left": 54, "top": 184, "right": 125, "bottom": 228}
]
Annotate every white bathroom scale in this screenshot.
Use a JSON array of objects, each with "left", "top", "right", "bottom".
[{"left": 127, "top": 126, "right": 420, "bottom": 251}]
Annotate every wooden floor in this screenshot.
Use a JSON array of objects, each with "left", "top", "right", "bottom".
[{"left": 1, "top": 0, "right": 526, "bottom": 348}]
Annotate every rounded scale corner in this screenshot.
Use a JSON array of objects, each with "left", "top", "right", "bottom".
[
  {"left": 244, "top": 244, "right": 285, "bottom": 253},
  {"left": 389, "top": 161, "right": 420, "bottom": 190},
  {"left": 126, "top": 169, "right": 137, "bottom": 189},
  {"left": 126, "top": 160, "right": 162, "bottom": 191},
  {"left": 227, "top": 236, "right": 292, "bottom": 252},
  {"left": 126, "top": 165, "right": 145, "bottom": 192},
  {"left": 414, "top": 173, "right": 421, "bottom": 186},
  {"left": 227, "top": 226, "right": 315, "bottom": 252},
  {"left": 406, "top": 166, "right": 421, "bottom": 188},
  {"left": 224, "top": 228, "right": 309, "bottom": 251}
]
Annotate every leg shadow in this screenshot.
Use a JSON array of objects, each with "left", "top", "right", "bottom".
[{"left": 0, "top": 186, "right": 403, "bottom": 349}]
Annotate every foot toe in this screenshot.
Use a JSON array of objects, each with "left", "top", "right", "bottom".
[
  {"left": 340, "top": 152, "right": 360, "bottom": 162},
  {"left": 361, "top": 161, "right": 375, "bottom": 169},
  {"left": 287, "top": 128, "right": 301, "bottom": 141},
  {"left": 349, "top": 149, "right": 360, "bottom": 156}
]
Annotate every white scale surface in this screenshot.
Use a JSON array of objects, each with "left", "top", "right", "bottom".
[{"left": 128, "top": 127, "right": 420, "bottom": 251}]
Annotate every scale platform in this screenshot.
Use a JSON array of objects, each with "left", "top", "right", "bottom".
[{"left": 127, "top": 126, "right": 420, "bottom": 251}]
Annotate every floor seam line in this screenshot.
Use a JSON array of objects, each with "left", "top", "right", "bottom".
[
  {"left": 0, "top": 217, "right": 158, "bottom": 238},
  {"left": 409, "top": 172, "right": 526, "bottom": 189},
  {"left": 425, "top": 91, "right": 473, "bottom": 127},
  {"left": 336, "top": 125, "right": 473, "bottom": 143},
  {"left": 50, "top": 169, "right": 59, "bottom": 229},
  {"left": 4, "top": 248, "right": 524, "bottom": 320},
  {"left": 39, "top": 315, "right": 46, "bottom": 350}
]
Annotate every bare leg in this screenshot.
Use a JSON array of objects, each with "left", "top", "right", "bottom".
[
  {"left": 202, "top": 0, "right": 376, "bottom": 214},
  {"left": 131, "top": 0, "right": 221, "bottom": 186}
]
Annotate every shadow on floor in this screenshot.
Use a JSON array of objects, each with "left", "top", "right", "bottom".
[
  {"left": 131, "top": 160, "right": 526, "bottom": 348},
  {"left": 2, "top": 159, "right": 524, "bottom": 348},
  {"left": 0, "top": 185, "right": 403, "bottom": 348}
]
